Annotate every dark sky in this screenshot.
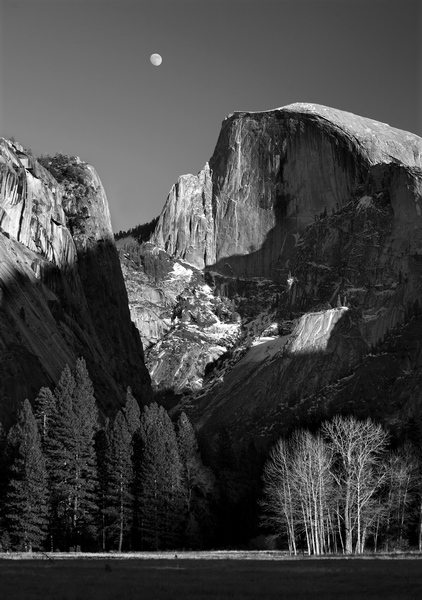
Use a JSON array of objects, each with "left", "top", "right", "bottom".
[{"left": 0, "top": 0, "right": 421, "bottom": 232}]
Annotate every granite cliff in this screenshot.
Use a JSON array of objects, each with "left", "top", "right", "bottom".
[
  {"left": 0, "top": 140, "right": 150, "bottom": 426},
  {"left": 152, "top": 103, "right": 422, "bottom": 280},
  {"left": 122, "top": 103, "right": 422, "bottom": 455},
  {"left": 116, "top": 103, "right": 422, "bottom": 543},
  {"left": 117, "top": 237, "right": 242, "bottom": 398}
]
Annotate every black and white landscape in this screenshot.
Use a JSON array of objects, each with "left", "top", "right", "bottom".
[
  {"left": 2, "top": 98, "right": 422, "bottom": 579},
  {"left": 0, "top": 0, "right": 421, "bottom": 598}
]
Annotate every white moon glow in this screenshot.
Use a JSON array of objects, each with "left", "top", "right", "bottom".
[{"left": 150, "top": 53, "right": 162, "bottom": 66}]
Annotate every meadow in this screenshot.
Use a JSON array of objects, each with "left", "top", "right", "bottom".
[{"left": 0, "top": 553, "right": 421, "bottom": 600}]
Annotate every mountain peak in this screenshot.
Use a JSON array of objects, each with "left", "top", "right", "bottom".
[{"left": 151, "top": 104, "right": 422, "bottom": 276}]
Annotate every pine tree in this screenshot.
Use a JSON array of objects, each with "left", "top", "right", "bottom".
[
  {"left": 33, "top": 387, "right": 56, "bottom": 448},
  {"left": 124, "top": 387, "right": 141, "bottom": 549},
  {"left": 0, "top": 420, "right": 7, "bottom": 503},
  {"left": 46, "top": 364, "right": 77, "bottom": 549},
  {"left": 46, "top": 360, "right": 99, "bottom": 550},
  {"left": 136, "top": 403, "right": 183, "bottom": 549},
  {"left": 4, "top": 400, "right": 49, "bottom": 551},
  {"left": 95, "top": 423, "right": 110, "bottom": 552},
  {"left": 0, "top": 420, "right": 10, "bottom": 550},
  {"left": 124, "top": 387, "right": 141, "bottom": 436},
  {"left": 105, "top": 411, "right": 134, "bottom": 551},
  {"left": 176, "top": 412, "right": 215, "bottom": 547},
  {"left": 72, "top": 357, "right": 99, "bottom": 544}
]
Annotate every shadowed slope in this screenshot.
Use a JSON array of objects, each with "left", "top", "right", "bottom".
[{"left": 0, "top": 140, "right": 151, "bottom": 426}]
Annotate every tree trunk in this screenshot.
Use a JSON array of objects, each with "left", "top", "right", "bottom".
[{"left": 118, "top": 472, "right": 124, "bottom": 552}]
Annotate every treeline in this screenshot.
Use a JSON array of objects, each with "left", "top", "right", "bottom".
[
  {"left": 0, "top": 359, "right": 215, "bottom": 552},
  {"left": 260, "top": 416, "right": 422, "bottom": 555},
  {"left": 114, "top": 217, "right": 159, "bottom": 243},
  {"left": 37, "top": 154, "right": 97, "bottom": 204}
]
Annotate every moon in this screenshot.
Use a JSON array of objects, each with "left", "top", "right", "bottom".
[{"left": 150, "top": 53, "right": 162, "bottom": 67}]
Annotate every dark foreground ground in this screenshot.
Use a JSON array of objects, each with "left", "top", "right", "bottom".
[{"left": 1, "top": 556, "right": 422, "bottom": 600}]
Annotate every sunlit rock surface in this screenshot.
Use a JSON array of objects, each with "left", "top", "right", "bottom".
[
  {"left": 288, "top": 307, "right": 349, "bottom": 354},
  {"left": 117, "top": 238, "right": 241, "bottom": 395},
  {"left": 152, "top": 163, "right": 214, "bottom": 269},
  {"left": 0, "top": 139, "right": 151, "bottom": 425},
  {"left": 0, "top": 139, "right": 76, "bottom": 268},
  {"left": 152, "top": 103, "right": 422, "bottom": 280},
  {"left": 125, "top": 103, "right": 422, "bottom": 455}
]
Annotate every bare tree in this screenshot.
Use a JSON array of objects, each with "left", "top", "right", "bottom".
[
  {"left": 260, "top": 437, "right": 298, "bottom": 554},
  {"left": 260, "top": 417, "right": 422, "bottom": 555},
  {"left": 291, "top": 431, "right": 335, "bottom": 555},
  {"left": 260, "top": 430, "right": 335, "bottom": 555},
  {"left": 383, "top": 443, "right": 419, "bottom": 550},
  {"left": 322, "top": 416, "right": 388, "bottom": 554}
]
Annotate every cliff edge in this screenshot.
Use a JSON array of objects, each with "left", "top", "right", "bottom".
[
  {"left": 0, "top": 140, "right": 151, "bottom": 425},
  {"left": 152, "top": 103, "right": 422, "bottom": 279}
]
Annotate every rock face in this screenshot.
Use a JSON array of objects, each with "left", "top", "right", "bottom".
[
  {"left": 0, "top": 140, "right": 150, "bottom": 426},
  {"left": 0, "top": 142, "right": 76, "bottom": 267},
  {"left": 128, "top": 103, "right": 422, "bottom": 458},
  {"left": 117, "top": 238, "right": 241, "bottom": 396},
  {"left": 152, "top": 164, "right": 214, "bottom": 269},
  {"left": 152, "top": 103, "right": 422, "bottom": 280},
  {"left": 115, "top": 102, "right": 422, "bottom": 544}
]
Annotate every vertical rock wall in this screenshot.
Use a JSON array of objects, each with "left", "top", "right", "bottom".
[{"left": 0, "top": 140, "right": 151, "bottom": 425}]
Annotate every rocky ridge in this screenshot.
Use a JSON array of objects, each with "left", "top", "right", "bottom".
[
  {"left": 121, "top": 103, "right": 422, "bottom": 457},
  {"left": 117, "top": 237, "right": 242, "bottom": 396},
  {"left": 152, "top": 103, "right": 422, "bottom": 280},
  {"left": 0, "top": 140, "right": 150, "bottom": 425}
]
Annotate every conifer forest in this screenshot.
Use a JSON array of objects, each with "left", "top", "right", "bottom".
[
  {"left": 1, "top": 358, "right": 422, "bottom": 555},
  {"left": 0, "top": 359, "right": 215, "bottom": 553}
]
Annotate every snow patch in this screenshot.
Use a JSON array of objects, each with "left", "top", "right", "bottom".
[
  {"left": 252, "top": 335, "right": 278, "bottom": 347},
  {"left": 206, "top": 320, "right": 241, "bottom": 342},
  {"left": 245, "top": 336, "right": 288, "bottom": 363},
  {"left": 197, "top": 283, "right": 214, "bottom": 298},
  {"left": 168, "top": 262, "right": 193, "bottom": 283}
]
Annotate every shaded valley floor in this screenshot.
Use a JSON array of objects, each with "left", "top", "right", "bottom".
[{"left": 1, "top": 555, "right": 422, "bottom": 599}]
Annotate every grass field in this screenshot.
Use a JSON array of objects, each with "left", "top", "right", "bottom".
[{"left": 1, "top": 553, "right": 422, "bottom": 599}]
